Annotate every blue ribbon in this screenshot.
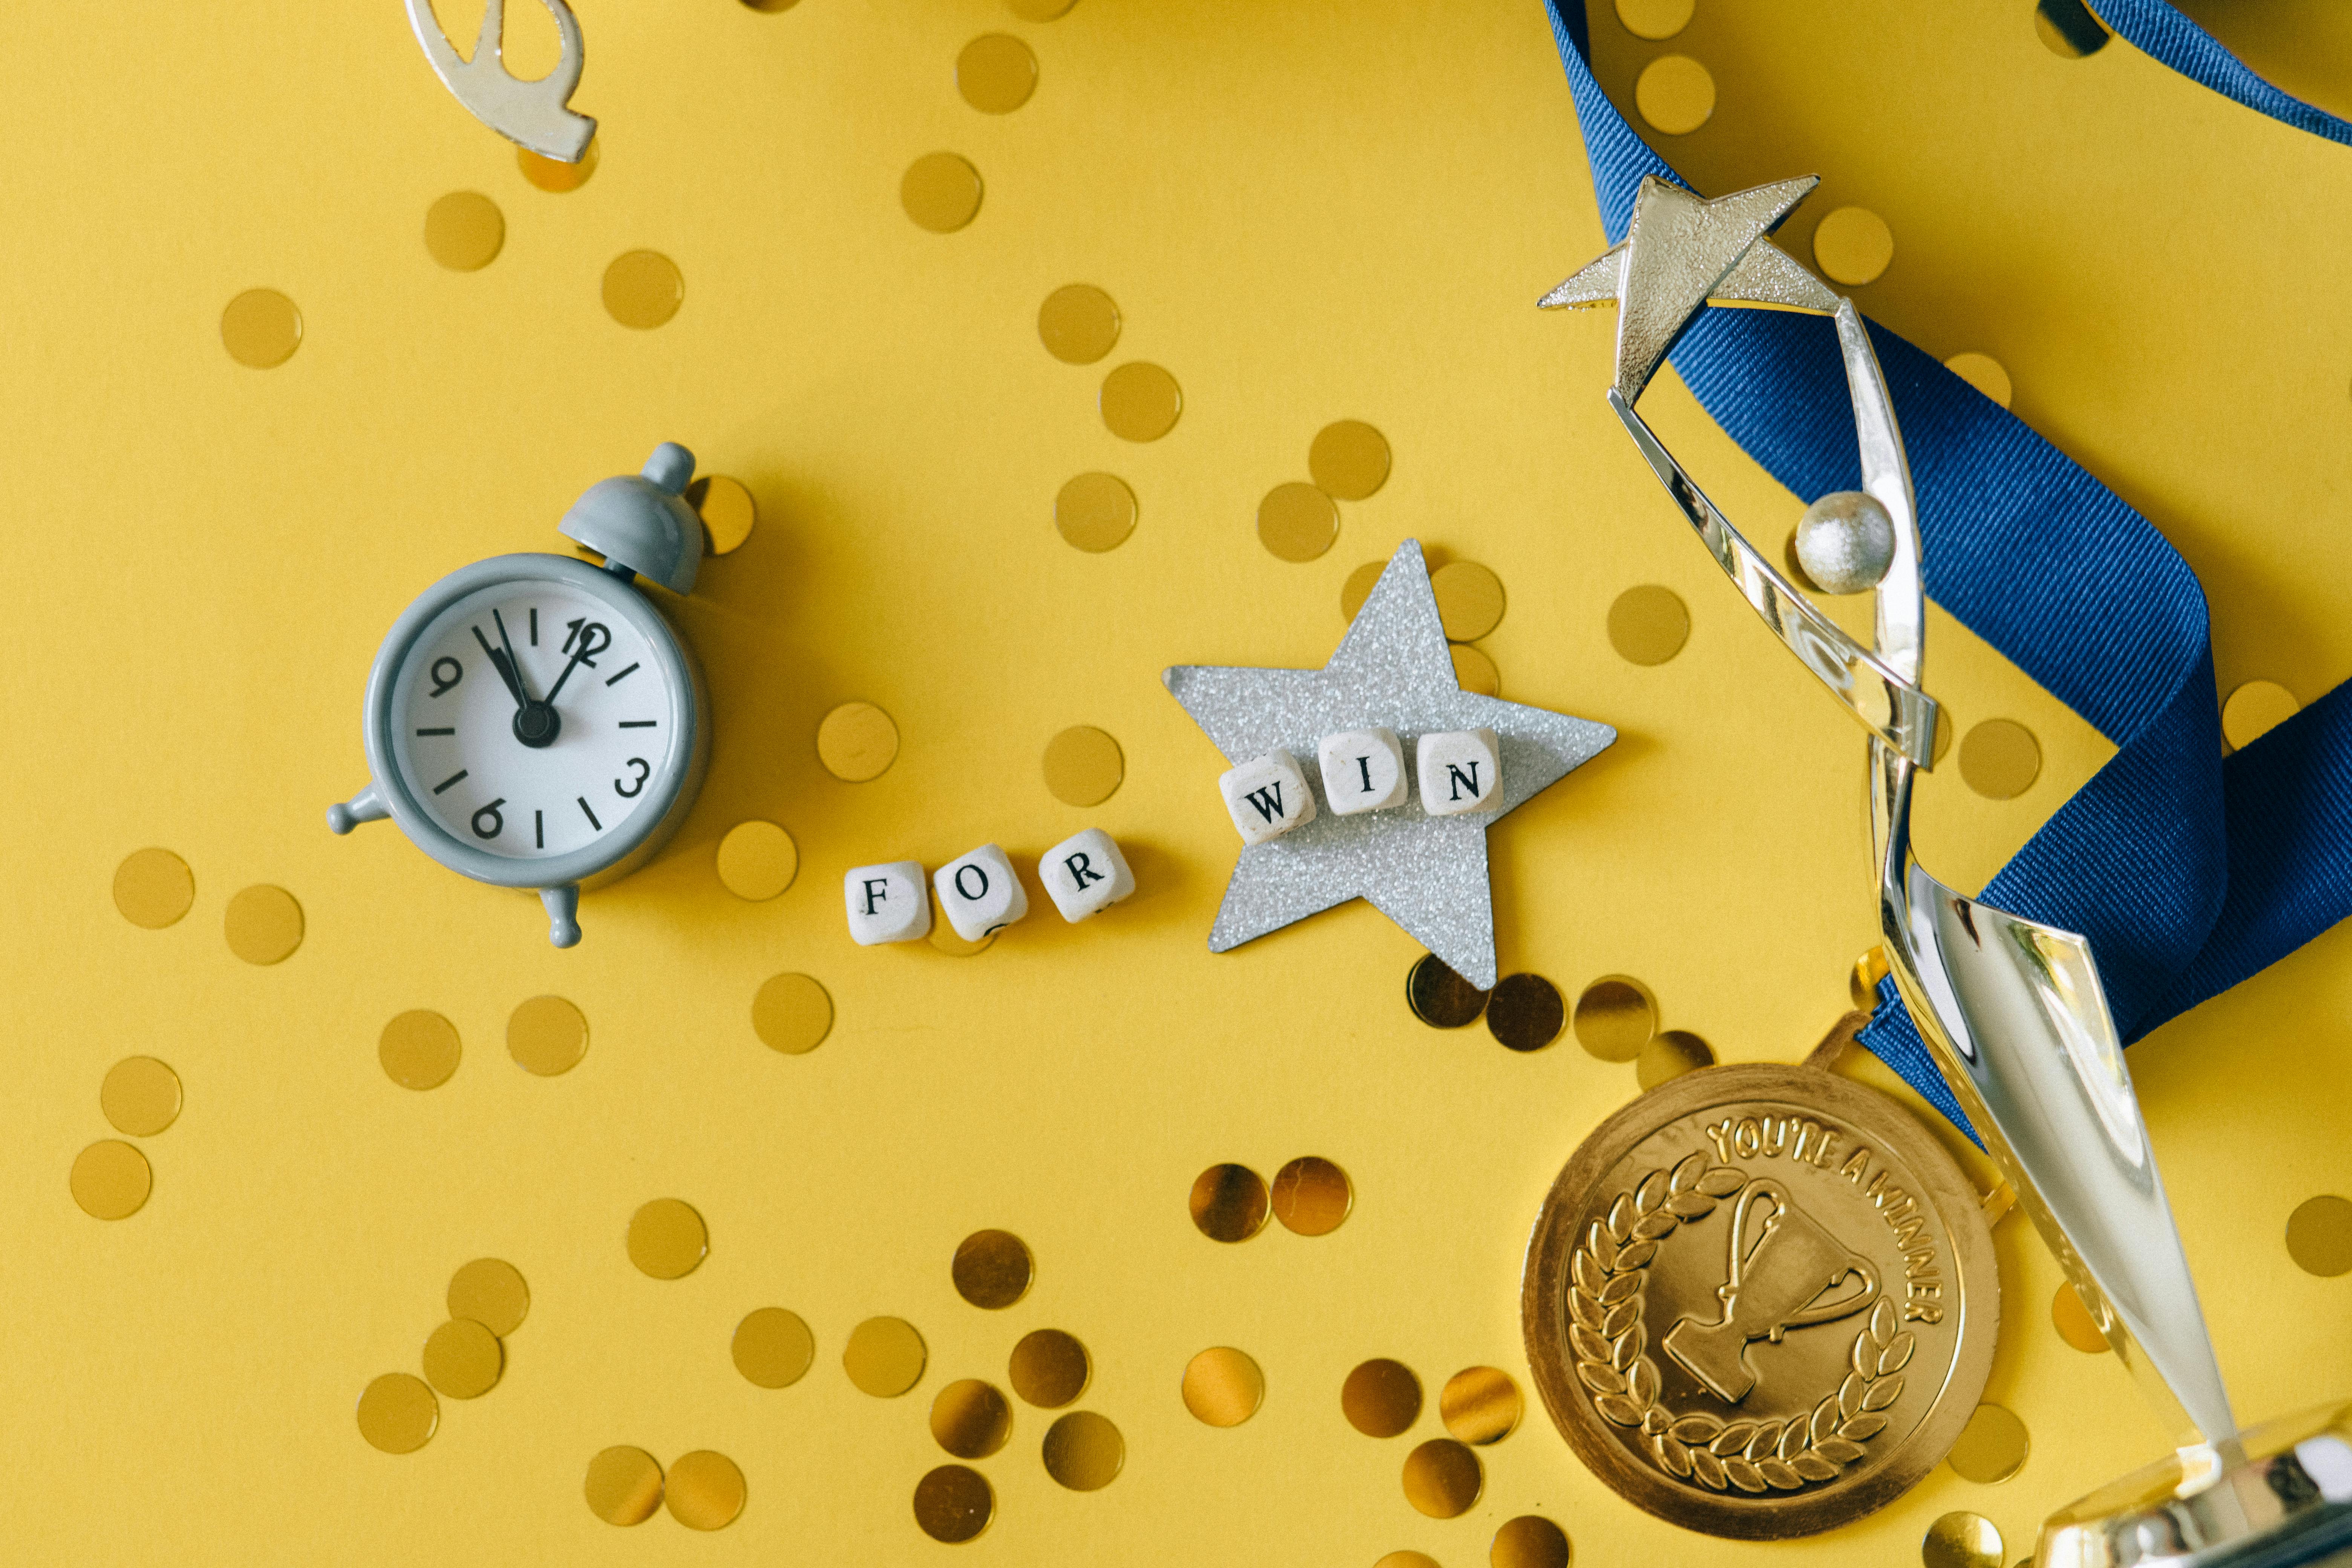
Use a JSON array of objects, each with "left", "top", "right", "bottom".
[{"left": 1541, "top": 1, "right": 2352, "bottom": 1131}]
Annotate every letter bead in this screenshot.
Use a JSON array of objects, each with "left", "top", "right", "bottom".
[
  {"left": 1218, "top": 750, "right": 1317, "bottom": 845},
  {"left": 1315, "top": 727, "right": 1409, "bottom": 815},
  {"left": 933, "top": 843, "right": 1028, "bottom": 942},
  {"left": 1041, "top": 828, "right": 1135, "bottom": 922},
  {"left": 844, "top": 860, "right": 932, "bottom": 945},
  {"left": 1416, "top": 728, "right": 1501, "bottom": 816}
]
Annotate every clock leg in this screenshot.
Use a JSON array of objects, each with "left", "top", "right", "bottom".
[
  {"left": 540, "top": 884, "right": 582, "bottom": 948},
  {"left": 326, "top": 782, "right": 389, "bottom": 835}
]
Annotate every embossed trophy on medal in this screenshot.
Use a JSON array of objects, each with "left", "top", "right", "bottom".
[{"left": 1544, "top": 173, "right": 2352, "bottom": 1565}]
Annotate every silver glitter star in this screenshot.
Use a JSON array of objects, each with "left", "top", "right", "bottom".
[{"left": 1162, "top": 541, "right": 1615, "bottom": 988}]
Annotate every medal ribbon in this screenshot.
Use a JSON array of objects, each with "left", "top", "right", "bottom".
[{"left": 1540, "top": 1, "right": 2352, "bottom": 1131}]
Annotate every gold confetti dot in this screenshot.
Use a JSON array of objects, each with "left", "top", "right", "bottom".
[
  {"left": 2287, "top": 1195, "right": 2352, "bottom": 1276},
  {"left": 2223, "top": 679, "right": 2300, "bottom": 752},
  {"left": 2050, "top": 1282, "right": 2109, "bottom": 1353},
  {"left": 1608, "top": 585, "right": 1689, "bottom": 665},
  {"left": 508, "top": 995, "right": 587, "bottom": 1076},
  {"left": 958, "top": 34, "right": 1037, "bottom": 114},
  {"left": 1341, "top": 559, "right": 1387, "bottom": 621},
  {"left": 1638, "top": 1028, "right": 1715, "bottom": 1089},
  {"left": 221, "top": 289, "right": 301, "bottom": 369},
  {"left": 1007, "top": 0, "right": 1077, "bottom": 16},
  {"left": 1408, "top": 953, "right": 1490, "bottom": 1027},
  {"left": 1449, "top": 643, "right": 1501, "bottom": 697},
  {"left": 1039, "top": 285, "right": 1121, "bottom": 364},
  {"left": 686, "top": 474, "right": 757, "bottom": 554},
  {"left": 665, "top": 1451, "right": 745, "bottom": 1531},
  {"left": 1923, "top": 1509, "right": 2003, "bottom": 1568},
  {"left": 448, "top": 1259, "right": 529, "bottom": 1337},
  {"left": 1258, "top": 482, "right": 1338, "bottom": 562},
  {"left": 70, "top": 1139, "right": 151, "bottom": 1220},
  {"left": 1011, "top": 1329, "right": 1091, "bottom": 1409},
  {"left": 423, "top": 191, "right": 504, "bottom": 272},
  {"left": 223, "top": 884, "right": 303, "bottom": 965},
  {"left": 817, "top": 701, "right": 899, "bottom": 781},
  {"left": 519, "top": 136, "right": 597, "bottom": 192},
  {"left": 1851, "top": 946, "right": 1892, "bottom": 1012},
  {"left": 380, "top": 1011, "right": 460, "bottom": 1091},
  {"left": 1813, "top": 206, "right": 1896, "bottom": 288},
  {"left": 1943, "top": 351, "right": 2013, "bottom": 409},
  {"left": 1487, "top": 974, "right": 1565, "bottom": 1053},
  {"left": 1309, "top": 420, "right": 1392, "bottom": 500},
  {"left": 1102, "top": 361, "right": 1182, "bottom": 442},
  {"left": 1946, "top": 1402, "right": 2029, "bottom": 1484},
  {"left": 844, "top": 1316, "right": 928, "bottom": 1397},
  {"left": 952, "top": 1230, "right": 1034, "bottom": 1309},
  {"left": 357, "top": 1373, "right": 438, "bottom": 1455},
  {"left": 1042, "top": 1411, "right": 1124, "bottom": 1490},
  {"left": 585, "top": 1446, "right": 663, "bottom": 1526},
  {"left": 914, "top": 1464, "right": 994, "bottom": 1544},
  {"left": 1377, "top": 1555, "right": 1440, "bottom": 1568},
  {"left": 1190, "top": 1163, "right": 1269, "bottom": 1243},
  {"left": 1055, "top": 472, "right": 1137, "bottom": 551},
  {"left": 1043, "top": 726, "right": 1124, "bottom": 807},
  {"left": 733, "top": 1307, "right": 815, "bottom": 1388},
  {"left": 752, "top": 972, "right": 833, "bottom": 1055},
  {"left": 1491, "top": 1514, "right": 1572, "bottom": 1568},
  {"left": 902, "top": 152, "right": 984, "bottom": 233},
  {"left": 1615, "top": 0, "right": 1693, "bottom": 39},
  {"left": 931, "top": 1380, "right": 1014, "bottom": 1459},
  {"left": 100, "top": 1057, "right": 181, "bottom": 1137},
  {"left": 603, "top": 250, "right": 683, "bottom": 330},
  {"left": 1344, "top": 1359, "right": 1422, "bottom": 1438},
  {"left": 2035, "top": 0, "right": 2110, "bottom": 58},
  {"left": 1573, "top": 976, "right": 1655, "bottom": 1062},
  {"left": 1270, "top": 1156, "right": 1352, "bottom": 1236},
  {"left": 1432, "top": 561, "right": 1507, "bottom": 642},
  {"left": 422, "top": 1318, "right": 504, "bottom": 1400},
  {"left": 1182, "top": 1346, "right": 1264, "bottom": 1427},
  {"left": 715, "top": 820, "right": 798, "bottom": 901},
  {"left": 1440, "top": 1366, "right": 1522, "bottom": 1445},
  {"left": 1403, "top": 1437, "right": 1482, "bottom": 1517},
  {"left": 627, "top": 1198, "right": 709, "bottom": 1280},
  {"left": 1959, "top": 718, "right": 2041, "bottom": 799},
  {"left": 113, "top": 848, "right": 193, "bottom": 929},
  {"left": 1634, "top": 55, "right": 1715, "bottom": 135}
]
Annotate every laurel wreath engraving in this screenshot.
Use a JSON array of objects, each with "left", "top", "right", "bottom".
[{"left": 1568, "top": 1151, "right": 1912, "bottom": 1493}]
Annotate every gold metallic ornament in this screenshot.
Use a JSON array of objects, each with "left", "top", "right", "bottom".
[
  {"left": 1406, "top": 953, "right": 1488, "bottom": 1027},
  {"left": 664, "top": 1451, "right": 745, "bottom": 1531},
  {"left": 913, "top": 1464, "right": 992, "bottom": 1543},
  {"left": 447, "top": 1259, "right": 529, "bottom": 1337},
  {"left": 1343, "top": 1358, "right": 1423, "bottom": 1438},
  {"left": 1181, "top": 1347, "right": 1263, "bottom": 1427},
  {"left": 626, "top": 1198, "right": 708, "bottom": 1279},
  {"left": 1011, "top": 1329, "right": 1091, "bottom": 1409},
  {"left": 1270, "top": 1156, "right": 1352, "bottom": 1236},
  {"left": 100, "top": 1057, "right": 181, "bottom": 1136},
  {"left": 930, "top": 1380, "right": 1014, "bottom": 1459},
  {"left": 843, "top": 1316, "right": 927, "bottom": 1397},
  {"left": 1041, "top": 1411, "right": 1124, "bottom": 1490},
  {"left": 70, "top": 1139, "right": 150, "bottom": 1220},
  {"left": 1401, "top": 1438, "right": 1482, "bottom": 1517},
  {"left": 952, "top": 1229, "right": 1034, "bottom": 1309},
  {"left": 421, "top": 1318, "right": 503, "bottom": 1400},
  {"left": 356, "top": 1373, "right": 438, "bottom": 1455},
  {"left": 1439, "top": 1366, "right": 1523, "bottom": 1446},
  {"left": 1189, "top": 1163, "right": 1269, "bottom": 1242},
  {"left": 732, "top": 1308, "right": 815, "bottom": 1389},
  {"left": 583, "top": 1446, "right": 662, "bottom": 1526},
  {"left": 112, "top": 848, "right": 193, "bottom": 928}
]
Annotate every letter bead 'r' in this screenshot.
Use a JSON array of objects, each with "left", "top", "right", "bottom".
[
  {"left": 933, "top": 843, "right": 1028, "bottom": 942},
  {"left": 1416, "top": 729, "right": 1501, "bottom": 817},
  {"left": 1218, "top": 750, "right": 1317, "bottom": 845},
  {"left": 1316, "top": 727, "right": 1409, "bottom": 815},
  {"left": 844, "top": 860, "right": 931, "bottom": 945},
  {"left": 1041, "top": 828, "right": 1135, "bottom": 922}
]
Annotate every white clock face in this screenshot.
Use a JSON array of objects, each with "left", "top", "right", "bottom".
[{"left": 388, "top": 577, "right": 682, "bottom": 861}]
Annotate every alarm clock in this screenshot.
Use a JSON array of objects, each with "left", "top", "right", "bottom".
[{"left": 328, "top": 443, "right": 712, "bottom": 947}]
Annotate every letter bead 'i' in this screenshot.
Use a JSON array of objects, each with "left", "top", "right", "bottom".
[
  {"left": 844, "top": 860, "right": 931, "bottom": 945},
  {"left": 1316, "top": 727, "right": 1409, "bottom": 815},
  {"left": 1218, "top": 750, "right": 1317, "bottom": 845}
]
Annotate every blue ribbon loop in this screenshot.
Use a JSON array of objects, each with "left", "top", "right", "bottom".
[{"left": 1541, "top": 1, "right": 2352, "bottom": 1131}]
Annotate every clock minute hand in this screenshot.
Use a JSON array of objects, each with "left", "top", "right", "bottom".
[
  {"left": 542, "top": 623, "right": 609, "bottom": 708},
  {"left": 471, "top": 625, "right": 528, "bottom": 710},
  {"left": 491, "top": 608, "right": 539, "bottom": 705}
]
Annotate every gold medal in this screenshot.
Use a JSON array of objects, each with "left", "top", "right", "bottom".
[{"left": 1521, "top": 1061, "right": 1997, "bottom": 1539}]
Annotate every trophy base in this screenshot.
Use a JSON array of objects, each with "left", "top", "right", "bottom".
[{"left": 2039, "top": 1399, "right": 2352, "bottom": 1568}]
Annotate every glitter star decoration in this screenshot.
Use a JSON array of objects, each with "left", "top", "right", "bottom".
[{"left": 1162, "top": 540, "right": 1615, "bottom": 988}]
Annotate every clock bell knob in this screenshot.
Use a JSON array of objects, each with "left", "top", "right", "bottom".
[{"left": 558, "top": 441, "right": 704, "bottom": 596}]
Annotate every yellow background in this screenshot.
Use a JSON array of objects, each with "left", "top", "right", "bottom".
[{"left": 5, "top": 0, "right": 2350, "bottom": 1562}]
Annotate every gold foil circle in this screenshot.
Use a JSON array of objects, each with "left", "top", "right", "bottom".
[
  {"left": 1010, "top": 1329, "right": 1091, "bottom": 1408},
  {"left": 1607, "top": 585, "right": 1689, "bottom": 665},
  {"left": 1431, "top": 561, "right": 1506, "bottom": 642},
  {"left": 2287, "top": 1195, "right": 2352, "bottom": 1276},
  {"left": 1491, "top": 1514, "right": 1571, "bottom": 1568},
  {"left": 715, "top": 820, "right": 798, "bottom": 900},
  {"left": 1039, "top": 285, "right": 1121, "bottom": 364},
  {"left": 1055, "top": 472, "right": 1137, "bottom": 552},
  {"left": 733, "top": 1307, "right": 815, "bottom": 1388},
  {"left": 1309, "top": 420, "right": 1392, "bottom": 501},
  {"left": 1190, "top": 1163, "right": 1269, "bottom": 1242},
  {"left": 1450, "top": 643, "right": 1501, "bottom": 697},
  {"left": 422, "top": 1318, "right": 504, "bottom": 1400},
  {"left": 1943, "top": 352, "right": 2013, "bottom": 410},
  {"left": 818, "top": 701, "right": 899, "bottom": 781},
  {"left": 1813, "top": 207, "right": 1896, "bottom": 288},
  {"left": 1637, "top": 1028, "right": 1715, "bottom": 1089},
  {"left": 1270, "top": 1156, "right": 1352, "bottom": 1236},
  {"left": 113, "top": 848, "right": 193, "bottom": 928},
  {"left": 2223, "top": 679, "right": 2300, "bottom": 751},
  {"left": 957, "top": 34, "right": 1038, "bottom": 114},
  {"left": 1375, "top": 1556, "right": 1439, "bottom": 1568},
  {"left": 1341, "top": 559, "right": 1387, "bottom": 621},
  {"left": 70, "top": 1139, "right": 151, "bottom": 1220},
  {"left": 844, "top": 1316, "right": 928, "bottom": 1396},
  {"left": 1573, "top": 975, "right": 1655, "bottom": 1061},
  {"left": 1486, "top": 974, "right": 1565, "bottom": 1052},
  {"left": 585, "top": 1446, "right": 663, "bottom": 1525},
  {"left": 1614, "top": 0, "right": 1693, "bottom": 40},
  {"left": 1043, "top": 726, "right": 1125, "bottom": 807},
  {"left": 221, "top": 289, "right": 302, "bottom": 368},
  {"left": 1008, "top": 0, "right": 1078, "bottom": 16},
  {"left": 686, "top": 474, "right": 758, "bottom": 555},
  {"left": 1407, "top": 953, "right": 1489, "bottom": 1027},
  {"left": 1401, "top": 1437, "right": 1482, "bottom": 1517},
  {"left": 224, "top": 884, "right": 303, "bottom": 965},
  {"left": 952, "top": 1230, "right": 1034, "bottom": 1310},
  {"left": 448, "top": 1259, "right": 529, "bottom": 1337},
  {"left": 1634, "top": 55, "right": 1715, "bottom": 135},
  {"left": 931, "top": 1380, "right": 1014, "bottom": 1459},
  {"left": 1922, "top": 1510, "right": 2004, "bottom": 1568},
  {"left": 380, "top": 1011, "right": 461, "bottom": 1091},
  {"left": 1101, "top": 362, "right": 1183, "bottom": 442},
  {"left": 101, "top": 1057, "right": 182, "bottom": 1136},
  {"left": 520, "top": 136, "right": 597, "bottom": 192},
  {"left": 2051, "top": 1282, "right": 2109, "bottom": 1353},
  {"left": 424, "top": 191, "right": 504, "bottom": 272},
  {"left": 1946, "top": 1403, "right": 2030, "bottom": 1484},
  {"left": 902, "top": 152, "right": 984, "bottom": 233},
  {"left": 1343, "top": 1359, "right": 1423, "bottom": 1438},
  {"left": 753, "top": 972, "right": 833, "bottom": 1055},
  {"left": 1439, "top": 1366, "right": 1522, "bottom": 1445},
  {"left": 666, "top": 1451, "right": 746, "bottom": 1531},
  {"left": 357, "top": 1373, "right": 438, "bottom": 1455},
  {"left": 602, "top": 250, "right": 683, "bottom": 330},
  {"left": 1959, "top": 718, "right": 2041, "bottom": 799},
  {"left": 1042, "top": 1411, "right": 1124, "bottom": 1491},
  {"left": 508, "top": 995, "right": 587, "bottom": 1076},
  {"left": 914, "top": 1464, "right": 993, "bottom": 1543},
  {"left": 1182, "top": 1346, "right": 1264, "bottom": 1427},
  {"left": 627, "top": 1198, "right": 709, "bottom": 1280},
  {"left": 1257, "top": 482, "right": 1338, "bottom": 562}
]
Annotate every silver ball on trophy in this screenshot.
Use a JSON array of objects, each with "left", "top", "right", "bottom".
[{"left": 1795, "top": 490, "right": 1896, "bottom": 594}]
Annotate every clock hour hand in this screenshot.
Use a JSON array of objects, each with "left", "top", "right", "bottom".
[
  {"left": 471, "top": 624, "right": 528, "bottom": 709},
  {"left": 542, "top": 622, "right": 610, "bottom": 707}
]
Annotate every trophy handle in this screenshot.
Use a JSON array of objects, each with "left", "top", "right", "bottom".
[{"left": 1782, "top": 1263, "right": 1881, "bottom": 1333}]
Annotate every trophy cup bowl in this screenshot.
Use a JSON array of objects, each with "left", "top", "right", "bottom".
[{"left": 1660, "top": 1177, "right": 1882, "bottom": 1404}]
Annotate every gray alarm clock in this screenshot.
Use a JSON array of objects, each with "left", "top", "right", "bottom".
[{"left": 328, "top": 443, "right": 712, "bottom": 946}]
